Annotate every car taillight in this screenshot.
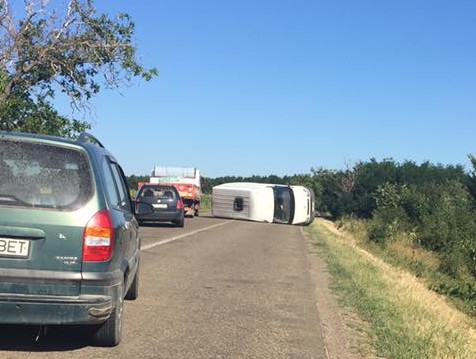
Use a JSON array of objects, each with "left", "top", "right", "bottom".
[
  {"left": 83, "top": 209, "right": 114, "bottom": 262},
  {"left": 177, "top": 199, "right": 183, "bottom": 210}
]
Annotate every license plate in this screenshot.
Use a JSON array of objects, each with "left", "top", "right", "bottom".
[
  {"left": 0, "top": 238, "right": 30, "bottom": 258},
  {"left": 152, "top": 203, "right": 168, "bottom": 209}
]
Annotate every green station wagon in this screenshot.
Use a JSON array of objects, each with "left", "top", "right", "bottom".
[{"left": 0, "top": 131, "right": 144, "bottom": 346}]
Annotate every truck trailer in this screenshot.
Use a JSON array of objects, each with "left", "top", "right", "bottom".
[{"left": 212, "top": 182, "right": 315, "bottom": 225}]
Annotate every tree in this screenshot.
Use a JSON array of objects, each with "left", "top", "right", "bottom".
[
  {"left": 310, "top": 167, "right": 342, "bottom": 217},
  {"left": 0, "top": 0, "right": 157, "bottom": 136},
  {"left": 467, "top": 154, "right": 476, "bottom": 202}
]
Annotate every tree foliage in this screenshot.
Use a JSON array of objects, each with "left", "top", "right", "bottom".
[
  {"left": 0, "top": 0, "right": 157, "bottom": 136},
  {"left": 313, "top": 158, "right": 467, "bottom": 219},
  {"left": 126, "top": 174, "right": 149, "bottom": 191}
]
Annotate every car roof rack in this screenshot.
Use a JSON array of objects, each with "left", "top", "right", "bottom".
[{"left": 78, "top": 132, "right": 105, "bottom": 148}]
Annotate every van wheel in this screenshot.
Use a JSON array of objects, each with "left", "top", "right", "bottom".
[
  {"left": 92, "top": 283, "right": 124, "bottom": 347},
  {"left": 125, "top": 268, "right": 139, "bottom": 300}
]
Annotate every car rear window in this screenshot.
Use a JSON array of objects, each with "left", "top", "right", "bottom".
[
  {"left": 0, "top": 139, "right": 93, "bottom": 210},
  {"left": 139, "top": 186, "right": 177, "bottom": 201}
]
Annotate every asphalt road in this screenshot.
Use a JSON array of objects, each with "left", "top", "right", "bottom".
[{"left": 0, "top": 216, "right": 328, "bottom": 359}]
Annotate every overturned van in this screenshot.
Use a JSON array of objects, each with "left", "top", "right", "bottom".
[{"left": 212, "top": 182, "right": 315, "bottom": 225}]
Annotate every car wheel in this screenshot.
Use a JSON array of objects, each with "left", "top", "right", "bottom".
[
  {"left": 175, "top": 218, "right": 184, "bottom": 228},
  {"left": 92, "top": 282, "right": 124, "bottom": 347},
  {"left": 125, "top": 267, "right": 139, "bottom": 300}
]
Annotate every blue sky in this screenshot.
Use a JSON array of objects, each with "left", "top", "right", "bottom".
[{"left": 70, "top": 1, "right": 475, "bottom": 177}]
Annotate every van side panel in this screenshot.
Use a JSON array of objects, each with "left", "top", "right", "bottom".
[
  {"left": 212, "top": 187, "right": 251, "bottom": 220},
  {"left": 212, "top": 184, "right": 274, "bottom": 223},
  {"left": 248, "top": 188, "right": 274, "bottom": 223}
]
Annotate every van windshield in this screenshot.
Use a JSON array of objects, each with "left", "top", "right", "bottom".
[
  {"left": 273, "top": 186, "right": 295, "bottom": 224},
  {"left": 0, "top": 140, "right": 93, "bottom": 210}
]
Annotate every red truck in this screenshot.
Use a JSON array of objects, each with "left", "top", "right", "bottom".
[{"left": 149, "top": 166, "right": 201, "bottom": 217}]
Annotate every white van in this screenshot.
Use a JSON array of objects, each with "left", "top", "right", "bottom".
[{"left": 212, "top": 182, "right": 315, "bottom": 225}]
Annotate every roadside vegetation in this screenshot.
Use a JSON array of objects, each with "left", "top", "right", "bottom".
[
  {"left": 315, "top": 158, "right": 476, "bottom": 321},
  {"left": 307, "top": 219, "right": 476, "bottom": 359},
  {"left": 199, "top": 193, "right": 212, "bottom": 214}
]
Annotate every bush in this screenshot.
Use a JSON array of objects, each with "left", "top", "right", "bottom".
[
  {"left": 368, "top": 183, "right": 414, "bottom": 245},
  {"left": 367, "top": 179, "right": 476, "bottom": 317}
]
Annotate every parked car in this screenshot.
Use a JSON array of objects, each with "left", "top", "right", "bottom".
[
  {"left": 135, "top": 184, "right": 185, "bottom": 227},
  {"left": 0, "top": 131, "right": 148, "bottom": 347}
]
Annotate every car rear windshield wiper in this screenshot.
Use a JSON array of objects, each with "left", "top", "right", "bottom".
[{"left": 0, "top": 194, "right": 31, "bottom": 206}]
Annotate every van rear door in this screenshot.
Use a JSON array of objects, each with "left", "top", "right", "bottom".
[{"left": 0, "top": 138, "right": 94, "bottom": 296}]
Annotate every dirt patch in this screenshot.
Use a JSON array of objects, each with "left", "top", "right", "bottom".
[{"left": 302, "top": 219, "right": 374, "bottom": 359}]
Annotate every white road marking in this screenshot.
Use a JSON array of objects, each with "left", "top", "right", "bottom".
[{"left": 141, "top": 220, "right": 234, "bottom": 251}]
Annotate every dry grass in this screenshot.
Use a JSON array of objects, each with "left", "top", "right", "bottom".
[
  {"left": 388, "top": 239, "right": 440, "bottom": 270},
  {"left": 309, "top": 218, "right": 476, "bottom": 359}
]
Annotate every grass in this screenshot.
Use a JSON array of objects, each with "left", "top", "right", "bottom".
[
  {"left": 200, "top": 193, "right": 211, "bottom": 213},
  {"left": 336, "top": 217, "right": 441, "bottom": 279},
  {"left": 307, "top": 218, "right": 476, "bottom": 359}
]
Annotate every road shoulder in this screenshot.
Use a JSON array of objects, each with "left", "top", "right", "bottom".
[{"left": 302, "top": 221, "right": 373, "bottom": 359}]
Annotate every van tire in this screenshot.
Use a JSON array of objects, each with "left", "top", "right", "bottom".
[
  {"left": 92, "top": 283, "right": 124, "bottom": 347},
  {"left": 125, "top": 268, "right": 139, "bottom": 300}
]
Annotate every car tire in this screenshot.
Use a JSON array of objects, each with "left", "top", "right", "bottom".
[
  {"left": 92, "top": 282, "right": 124, "bottom": 347},
  {"left": 174, "top": 218, "right": 184, "bottom": 228},
  {"left": 125, "top": 267, "right": 139, "bottom": 301}
]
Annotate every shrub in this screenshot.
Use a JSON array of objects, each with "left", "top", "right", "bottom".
[
  {"left": 368, "top": 179, "right": 476, "bottom": 316},
  {"left": 368, "top": 183, "right": 414, "bottom": 245}
]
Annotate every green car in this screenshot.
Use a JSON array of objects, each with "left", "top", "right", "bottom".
[{"left": 0, "top": 131, "right": 144, "bottom": 347}]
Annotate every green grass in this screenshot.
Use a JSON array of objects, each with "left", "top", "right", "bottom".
[
  {"left": 306, "top": 219, "right": 476, "bottom": 359},
  {"left": 200, "top": 193, "right": 211, "bottom": 213}
]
